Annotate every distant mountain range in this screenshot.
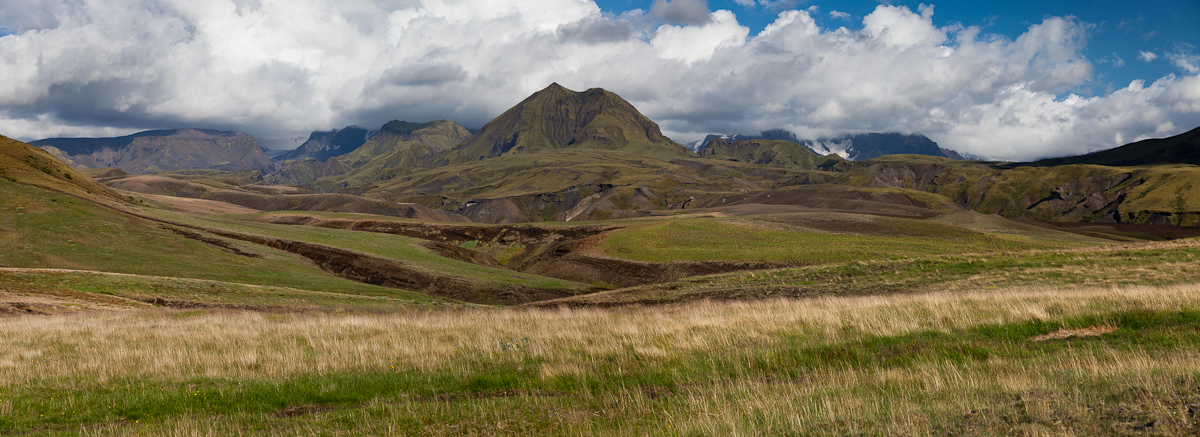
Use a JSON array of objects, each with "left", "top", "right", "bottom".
[
  {"left": 693, "top": 130, "right": 964, "bottom": 161},
  {"left": 802, "top": 133, "right": 965, "bottom": 161},
  {"left": 31, "top": 128, "right": 274, "bottom": 174},
  {"left": 20, "top": 83, "right": 1200, "bottom": 226}
]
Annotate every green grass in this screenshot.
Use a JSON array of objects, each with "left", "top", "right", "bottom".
[
  {"left": 0, "top": 179, "right": 442, "bottom": 302},
  {"left": 158, "top": 210, "right": 591, "bottom": 292},
  {"left": 593, "top": 213, "right": 1083, "bottom": 263}
]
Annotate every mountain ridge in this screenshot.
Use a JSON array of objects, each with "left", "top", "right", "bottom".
[
  {"left": 31, "top": 128, "right": 275, "bottom": 174},
  {"left": 1026, "top": 125, "right": 1200, "bottom": 167}
]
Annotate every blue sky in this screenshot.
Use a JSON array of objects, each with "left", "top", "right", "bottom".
[
  {"left": 0, "top": 0, "right": 1198, "bottom": 160},
  {"left": 597, "top": 0, "right": 1200, "bottom": 97}
]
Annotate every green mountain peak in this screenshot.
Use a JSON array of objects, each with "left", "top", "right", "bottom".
[{"left": 441, "top": 83, "right": 689, "bottom": 164}]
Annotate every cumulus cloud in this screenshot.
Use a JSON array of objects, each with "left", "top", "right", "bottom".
[
  {"left": 648, "top": 0, "right": 711, "bottom": 25},
  {"left": 1139, "top": 51, "right": 1159, "bottom": 62},
  {"left": 0, "top": 0, "right": 1197, "bottom": 161},
  {"left": 829, "top": 10, "right": 851, "bottom": 20}
]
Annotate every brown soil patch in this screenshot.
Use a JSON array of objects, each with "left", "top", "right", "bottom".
[{"left": 1030, "top": 325, "right": 1118, "bottom": 342}]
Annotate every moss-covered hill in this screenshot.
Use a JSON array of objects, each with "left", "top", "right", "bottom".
[{"left": 438, "top": 83, "right": 692, "bottom": 164}]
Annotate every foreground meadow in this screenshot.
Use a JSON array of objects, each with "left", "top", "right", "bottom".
[{"left": 2, "top": 283, "right": 1199, "bottom": 435}]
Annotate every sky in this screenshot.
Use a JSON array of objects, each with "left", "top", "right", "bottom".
[{"left": 0, "top": 0, "right": 1197, "bottom": 160}]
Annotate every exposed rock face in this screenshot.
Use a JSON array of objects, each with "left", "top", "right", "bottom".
[{"left": 31, "top": 129, "right": 274, "bottom": 174}]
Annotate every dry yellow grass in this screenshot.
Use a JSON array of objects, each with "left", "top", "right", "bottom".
[
  {"left": 4, "top": 283, "right": 1200, "bottom": 435},
  {"left": 2, "top": 283, "right": 1196, "bottom": 387}
]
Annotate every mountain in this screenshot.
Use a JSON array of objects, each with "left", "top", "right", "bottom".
[
  {"left": 438, "top": 83, "right": 690, "bottom": 164},
  {"left": 264, "top": 120, "right": 470, "bottom": 187},
  {"left": 31, "top": 129, "right": 274, "bottom": 174},
  {"left": 801, "top": 133, "right": 963, "bottom": 161},
  {"left": 699, "top": 137, "right": 834, "bottom": 168},
  {"left": 277, "top": 126, "right": 371, "bottom": 162},
  {"left": 337, "top": 120, "right": 471, "bottom": 169},
  {"left": 1026, "top": 125, "right": 1200, "bottom": 167}
]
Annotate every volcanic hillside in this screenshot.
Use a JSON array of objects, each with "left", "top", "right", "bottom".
[{"left": 438, "top": 83, "right": 691, "bottom": 164}]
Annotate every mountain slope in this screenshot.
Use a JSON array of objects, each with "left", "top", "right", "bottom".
[
  {"left": 0, "top": 134, "right": 121, "bottom": 202},
  {"left": 32, "top": 129, "right": 275, "bottom": 174},
  {"left": 439, "top": 83, "right": 690, "bottom": 164},
  {"left": 266, "top": 120, "right": 470, "bottom": 187},
  {"left": 277, "top": 126, "right": 370, "bottom": 162},
  {"left": 1028, "top": 125, "right": 1200, "bottom": 167}
]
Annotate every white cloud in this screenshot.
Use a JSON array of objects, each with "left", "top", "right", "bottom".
[
  {"left": 829, "top": 10, "right": 851, "bottom": 20},
  {"left": 1170, "top": 52, "right": 1200, "bottom": 74},
  {"left": 651, "top": 10, "right": 748, "bottom": 64},
  {"left": 0, "top": 1, "right": 1197, "bottom": 162},
  {"left": 1139, "top": 51, "right": 1158, "bottom": 62}
]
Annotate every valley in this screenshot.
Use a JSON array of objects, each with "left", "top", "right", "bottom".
[{"left": 3, "top": 84, "right": 1200, "bottom": 435}]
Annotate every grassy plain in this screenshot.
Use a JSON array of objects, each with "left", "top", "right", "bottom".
[
  {"left": 592, "top": 212, "right": 1105, "bottom": 263},
  {"left": 2, "top": 283, "right": 1198, "bottom": 435}
]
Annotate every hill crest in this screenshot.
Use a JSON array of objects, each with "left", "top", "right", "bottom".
[
  {"left": 440, "top": 83, "right": 690, "bottom": 164},
  {"left": 1027, "top": 125, "right": 1200, "bottom": 167}
]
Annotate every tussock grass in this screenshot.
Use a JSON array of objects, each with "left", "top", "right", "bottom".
[{"left": 3, "top": 284, "right": 1199, "bottom": 435}]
